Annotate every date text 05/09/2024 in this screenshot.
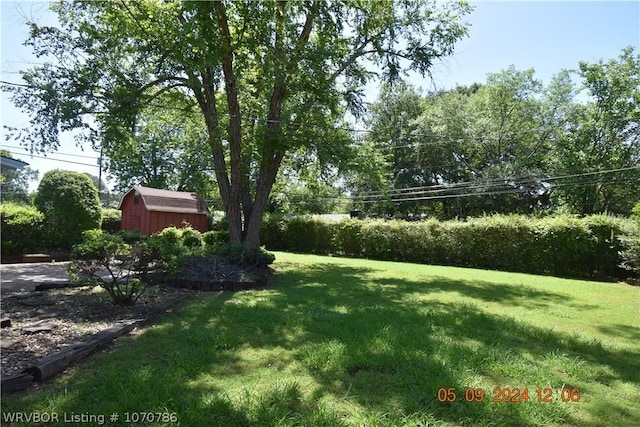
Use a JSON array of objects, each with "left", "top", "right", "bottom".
[{"left": 437, "top": 387, "right": 581, "bottom": 403}]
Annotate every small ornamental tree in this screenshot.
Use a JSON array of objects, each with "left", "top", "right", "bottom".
[
  {"left": 34, "top": 170, "right": 102, "bottom": 247},
  {"left": 68, "top": 229, "right": 150, "bottom": 305}
]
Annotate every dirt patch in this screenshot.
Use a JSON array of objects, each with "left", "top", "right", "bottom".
[{"left": 0, "top": 285, "right": 199, "bottom": 377}]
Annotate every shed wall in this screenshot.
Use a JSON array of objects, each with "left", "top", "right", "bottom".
[{"left": 120, "top": 191, "right": 207, "bottom": 235}]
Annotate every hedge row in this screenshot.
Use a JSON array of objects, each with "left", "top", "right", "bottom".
[
  {"left": 262, "top": 214, "right": 639, "bottom": 279},
  {"left": 1, "top": 203, "right": 120, "bottom": 256},
  {"left": 0, "top": 202, "right": 46, "bottom": 256}
]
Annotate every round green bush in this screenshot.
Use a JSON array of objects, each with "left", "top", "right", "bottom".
[
  {"left": 181, "top": 227, "right": 203, "bottom": 248},
  {"left": 34, "top": 170, "right": 102, "bottom": 247}
]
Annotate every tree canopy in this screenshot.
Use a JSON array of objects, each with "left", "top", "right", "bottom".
[
  {"left": 5, "top": 0, "right": 473, "bottom": 248},
  {"left": 356, "top": 48, "right": 640, "bottom": 218}
]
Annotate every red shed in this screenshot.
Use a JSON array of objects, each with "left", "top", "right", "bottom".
[{"left": 118, "top": 185, "right": 209, "bottom": 235}]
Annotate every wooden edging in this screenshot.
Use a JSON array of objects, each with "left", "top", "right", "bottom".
[{"left": 1, "top": 295, "right": 193, "bottom": 394}]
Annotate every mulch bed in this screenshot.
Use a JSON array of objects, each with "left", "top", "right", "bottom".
[
  {"left": 0, "top": 285, "right": 199, "bottom": 380},
  {"left": 0, "top": 257, "right": 274, "bottom": 393}
]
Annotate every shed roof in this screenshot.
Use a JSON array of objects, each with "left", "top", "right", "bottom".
[{"left": 118, "top": 185, "right": 209, "bottom": 214}]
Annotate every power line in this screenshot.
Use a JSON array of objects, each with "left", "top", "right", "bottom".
[
  {"left": 0, "top": 144, "right": 100, "bottom": 160},
  {"left": 0, "top": 150, "right": 100, "bottom": 168},
  {"left": 349, "top": 165, "right": 640, "bottom": 201}
]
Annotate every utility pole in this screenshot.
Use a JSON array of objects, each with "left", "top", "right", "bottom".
[{"left": 98, "top": 147, "right": 103, "bottom": 205}]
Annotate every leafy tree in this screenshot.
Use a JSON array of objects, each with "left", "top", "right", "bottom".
[
  {"left": 551, "top": 47, "right": 640, "bottom": 215},
  {"left": 34, "top": 170, "right": 102, "bottom": 246},
  {"left": 101, "top": 94, "right": 218, "bottom": 197},
  {"left": 5, "top": 0, "right": 472, "bottom": 248},
  {"left": 362, "top": 68, "right": 553, "bottom": 218},
  {"left": 361, "top": 82, "right": 425, "bottom": 215},
  {"left": 359, "top": 55, "right": 639, "bottom": 218},
  {"left": 0, "top": 150, "right": 38, "bottom": 204}
]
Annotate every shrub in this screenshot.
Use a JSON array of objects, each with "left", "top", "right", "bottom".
[
  {"left": 203, "top": 230, "right": 230, "bottom": 248},
  {"left": 118, "top": 230, "right": 146, "bottom": 244},
  {"left": 208, "top": 243, "right": 275, "bottom": 267},
  {"left": 181, "top": 226, "right": 203, "bottom": 248},
  {"left": 146, "top": 227, "right": 191, "bottom": 275},
  {"left": 261, "top": 215, "right": 288, "bottom": 251},
  {"left": 261, "top": 214, "right": 636, "bottom": 280},
  {"left": 34, "top": 170, "right": 102, "bottom": 247},
  {"left": 620, "top": 223, "right": 640, "bottom": 277},
  {"left": 0, "top": 202, "right": 46, "bottom": 255},
  {"left": 285, "top": 217, "right": 335, "bottom": 254},
  {"left": 68, "top": 229, "right": 150, "bottom": 305},
  {"left": 631, "top": 201, "right": 640, "bottom": 223},
  {"left": 101, "top": 208, "right": 121, "bottom": 232},
  {"left": 332, "top": 219, "right": 363, "bottom": 257}
]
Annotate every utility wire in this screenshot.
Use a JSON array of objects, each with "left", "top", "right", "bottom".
[
  {"left": 349, "top": 165, "right": 640, "bottom": 200},
  {"left": 0, "top": 149, "right": 100, "bottom": 168},
  {"left": 0, "top": 144, "right": 100, "bottom": 160},
  {"left": 283, "top": 177, "right": 638, "bottom": 205}
]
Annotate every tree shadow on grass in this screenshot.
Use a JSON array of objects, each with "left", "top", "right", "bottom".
[
  {"left": 595, "top": 323, "right": 640, "bottom": 344},
  {"left": 258, "top": 263, "right": 639, "bottom": 425},
  {"left": 2, "top": 262, "right": 638, "bottom": 426}
]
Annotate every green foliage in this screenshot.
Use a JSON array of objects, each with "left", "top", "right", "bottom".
[
  {"left": 333, "top": 219, "right": 364, "bottom": 257},
  {"left": 102, "top": 93, "right": 219, "bottom": 196},
  {"left": 146, "top": 225, "right": 275, "bottom": 272},
  {"left": 181, "top": 226, "right": 204, "bottom": 248},
  {"left": 69, "top": 229, "right": 148, "bottom": 305},
  {"left": 619, "top": 223, "right": 640, "bottom": 276},
  {"left": 5, "top": 0, "right": 472, "bottom": 248},
  {"left": 261, "top": 216, "right": 337, "bottom": 254},
  {"left": 260, "top": 215, "right": 289, "bottom": 251},
  {"left": 101, "top": 208, "right": 121, "bottom": 232},
  {"left": 355, "top": 48, "right": 639, "bottom": 219},
  {"left": 146, "top": 227, "right": 192, "bottom": 276},
  {"left": 0, "top": 166, "right": 38, "bottom": 204},
  {"left": 34, "top": 170, "right": 102, "bottom": 247},
  {"left": 117, "top": 230, "right": 146, "bottom": 244},
  {"left": 0, "top": 202, "right": 46, "bottom": 255},
  {"left": 207, "top": 243, "right": 276, "bottom": 267},
  {"left": 631, "top": 201, "right": 640, "bottom": 223},
  {"left": 202, "top": 230, "right": 230, "bottom": 248},
  {"left": 262, "top": 214, "right": 636, "bottom": 279}
]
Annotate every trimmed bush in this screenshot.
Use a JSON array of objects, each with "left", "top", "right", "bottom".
[
  {"left": 181, "top": 226, "right": 203, "bottom": 248},
  {"left": 101, "top": 208, "right": 121, "bottom": 232},
  {"left": 203, "top": 230, "right": 230, "bottom": 249},
  {"left": 261, "top": 216, "right": 288, "bottom": 251},
  {"left": 0, "top": 202, "right": 46, "bottom": 255},
  {"left": 34, "top": 170, "right": 102, "bottom": 247},
  {"left": 207, "top": 243, "right": 276, "bottom": 267},
  {"left": 620, "top": 223, "right": 640, "bottom": 277},
  {"left": 261, "top": 214, "right": 636, "bottom": 280}
]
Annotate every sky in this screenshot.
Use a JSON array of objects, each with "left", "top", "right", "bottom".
[{"left": 1, "top": 1, "right": 639, "bottom": 193}]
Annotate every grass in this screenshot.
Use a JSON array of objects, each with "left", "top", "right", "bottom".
[{"left": 2, "top": 252, "right": 639, "bottom": 426}]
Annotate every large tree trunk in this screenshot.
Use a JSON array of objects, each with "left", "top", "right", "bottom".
[
  {"left": 243, "top": 152, "right": 285, "bottom": 249},
  {"left": 216, "top": 2, "right": 243, "bottom": 245}
]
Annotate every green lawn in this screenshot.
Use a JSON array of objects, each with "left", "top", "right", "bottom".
[{"left": 2, "top": 252, "right": 639, "bottom": 426}]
